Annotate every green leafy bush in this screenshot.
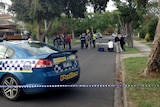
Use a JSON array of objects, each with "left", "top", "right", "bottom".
[
  {"left": 139, "top": 27, "right": 147, "bottom": 39},
  {"left": 147, "top": 17, "right": 158, "bottom": 40},
  {"left": 145, "top": 33, "right": 150, "bottom": 41}
]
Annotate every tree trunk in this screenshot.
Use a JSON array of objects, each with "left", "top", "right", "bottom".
[
  {"left": 36, "top": 21, "right": 41, "bottom": 41},
  {"left": 71, "top": 29, "right": 75, "bottom": 40},
  {"left": 144, "top": 16, "right": 160, "bottom": 76},
  {"left": 118, "top": 15, "right": 134, "bottom": 48},
  {"left": 143, "top": 1, "right": 160, "bottom": 77},
  {"left": 36, "top": 20, "right": 53, "bottom": 42},
  {"left": 126, "top": 36, "right": 133, "bottom": 47},
  {"left": 126, "top": 22, "right": 134, "bottom": 48}
]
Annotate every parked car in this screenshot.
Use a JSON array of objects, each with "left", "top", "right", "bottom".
[
  {"left": 0, "top": 40, "right": 80, "bottom": 100},
  {"left": 95, "top": 32, "right": 103, "bottom": 38},
  {"left": 0, "top": 34, "right": 5, "bottom": 42},
  {"left": 111, "top": 33, "right": 117, "bottom": 37}
]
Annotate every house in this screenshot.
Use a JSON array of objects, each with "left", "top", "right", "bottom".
[
  {"left": 0, "top": 14, "right": 24, "bottom": 40},
  {"left": 0, "top": 14, "right": 16, "bottom": 33}
]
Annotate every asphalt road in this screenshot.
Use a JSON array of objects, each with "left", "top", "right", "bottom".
[{"left": 0, "top": 37, "right": 116, "bottom": 107}]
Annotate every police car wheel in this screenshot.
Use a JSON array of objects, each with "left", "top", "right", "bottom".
[{"left": 1, "top": 75, "right": 22, "bottom": 101}]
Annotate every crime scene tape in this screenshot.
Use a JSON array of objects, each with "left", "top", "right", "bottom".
[{"left": 0, "top": 84, "right": 160, "bottom": 88}]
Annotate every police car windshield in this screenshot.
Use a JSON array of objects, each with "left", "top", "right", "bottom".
[{"left": 17, "top": 42, "right": 59, "bottom": 56}]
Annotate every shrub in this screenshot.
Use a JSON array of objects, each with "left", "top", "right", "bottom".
[
  {"left": 139, "top": 27, "right": 147, "bottom": 39},
  {"left": 147, "top": 17, "right": 158, "bottom": 40},
  {"left": 145, "top": 33, "right": 150, "bottom": 41}
]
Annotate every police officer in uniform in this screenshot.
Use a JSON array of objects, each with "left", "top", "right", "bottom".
[
  {"left": 79, "top": 33, "right": 86, "bottom": 49},
  {"left": 92, "top": 33, "right": 96, "bottom": 48}
]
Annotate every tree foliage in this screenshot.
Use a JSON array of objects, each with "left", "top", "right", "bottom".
[
  {"left": 9, "top": 0, "right": 63, "bottom": 23},
  {"left": 112, "top": 0, "right": 149, "bottom": 47},
  {"left": 139, "top": 15, "right": 158, "bottom": 40},
  {"left": 0, "top": 2, "right": 5, "bottom": 10},
  {"left": 8, "top": 0, "right": 88, "bottom": 41},
  {"left": 63, "top": 0, "right": 87, "bottom": 18}
]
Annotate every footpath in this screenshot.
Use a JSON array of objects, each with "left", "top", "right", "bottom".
[{"left": 114, "top": 40, "right": 151, "bottom": 107}]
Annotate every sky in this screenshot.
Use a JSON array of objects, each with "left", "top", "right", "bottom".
[
  {"left": 106, "top": 0, "right": 117, "bottom": 11},
  {"left": 2, "top": 0, "right": 11, "bottom": 5},
  {"left": 87, "top": 0, "right": 116, "bottom": 13}
]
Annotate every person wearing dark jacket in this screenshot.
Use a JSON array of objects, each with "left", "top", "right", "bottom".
[
  {"left": 79, "top": 33, "right": 86, "bottom": 49},
  {"left": 114, "top": 35, "right": 122, "bottom": 53},
  {"left": 120, "top": 34, "right": 125, "bottom": 51}
]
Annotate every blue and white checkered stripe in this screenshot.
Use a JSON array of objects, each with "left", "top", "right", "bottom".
[
  {"left": 0, "top": 59, "right": 38, "bottom": 72},
  {"left": 53, "top": 60, "right": 78, "bottom": 73}
]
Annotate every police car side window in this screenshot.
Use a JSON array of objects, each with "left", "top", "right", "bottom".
[
  {"left": 5, "top": 48, "right": 14, "bottom": 59},
  {"left": 0, "top": 45, "right": 7, "bottom": 59}
]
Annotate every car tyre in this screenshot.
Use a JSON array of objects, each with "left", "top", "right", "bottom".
[{"left": 1, "top": 75, "right": 22, "bottom": 101}]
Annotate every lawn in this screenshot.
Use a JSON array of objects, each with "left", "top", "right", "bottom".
[
  {"left": 123, "top": 57, "right": 160, "bottom": 107},
  {"left": 123, "top": 46, "right": 139, "bottom": 54}
]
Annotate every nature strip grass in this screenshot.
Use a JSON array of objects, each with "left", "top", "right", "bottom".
[{"left": 123, "top": 57, "right": 160, "bottom": 107}]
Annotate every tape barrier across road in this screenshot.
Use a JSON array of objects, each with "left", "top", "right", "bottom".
[{"left": 0, "top": 84, "right": 160, "bottom": 88}]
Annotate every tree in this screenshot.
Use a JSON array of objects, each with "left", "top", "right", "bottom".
[
  {"left": 0, "top": 2, "right": 5, "bottom": 13},
  {"left": 52, "top": 0, "right": 87, "bottom": 39},
  {"left": 9, "top": 0, "right": 88, "bottom": 42},
  {"left": 84, "top": 11, "right": 119, "bottom": 34},
  {"left": 63, "top": 0, "right": 87, "bottom": 18},
  {"left": 9, "top": 0, "right": 64, "bottom": 41},
  {"left": 143, "top": 0, "right": 160, "bottom": 76},
  {"left": 113, "top": 0, "right": 150, "bottom": 48},
  {"left": 115, "top": 1, "right": 139, "bottom": 47}
]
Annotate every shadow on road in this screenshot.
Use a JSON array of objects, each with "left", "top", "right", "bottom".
[{"left": 22, "top": 88, "right": 82, "bottom": 101}]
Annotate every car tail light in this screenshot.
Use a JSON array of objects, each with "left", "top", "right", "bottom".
[{"left": 34, "top": 59, "right": 52, "bottom": 68}]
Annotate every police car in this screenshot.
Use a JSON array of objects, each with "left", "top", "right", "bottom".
[{"left": 0, "top": 40, "right": 80, "bottom": 100}]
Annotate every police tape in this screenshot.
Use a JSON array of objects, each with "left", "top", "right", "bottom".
[{"left": 0, "top": 84, "right": 160, "bottom": 88}]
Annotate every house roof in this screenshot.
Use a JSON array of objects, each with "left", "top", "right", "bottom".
[
  {"left": 0, "top": 14, "right": 16, "bottom": 30},
  {"left": 0, "top": 19, "right": 14, "bottom": 25},
  {"left": 0, "top": 14, "right": 13, "bottom": 19},
  {"left": 0, "top": 20, "right": 16, "bottom": 29}
]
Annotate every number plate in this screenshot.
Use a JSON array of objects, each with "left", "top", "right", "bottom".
[{"left": 63, "top": 61, "right": 72, "bottom": 67}]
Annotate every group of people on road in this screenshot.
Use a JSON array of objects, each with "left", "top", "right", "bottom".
[
  {"left": 114, "top": 34, "right": 125, "bottom": 53},
  {"left": 52, "top": 32, "right": 126, "bottom": 53},
  {"left": 107, "top": 34, "right": 125, "bottom": 53},
  {"left": 52, "top": 34, "right": 72, "bottom": 50},
  {"left": 79, "top": 33, "right": 97, "bottom": 49}
]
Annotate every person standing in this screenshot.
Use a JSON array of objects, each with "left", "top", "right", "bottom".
[
  {"left": 63, "top": 35, "right": 67, "bottom": 49},
  {"left": 114, "top": 35, "right": 122, "bottom": 53},
  {"left": 120, "top": 34, "right": 125, "bottom": 51},
  {"left": 52, "top": 35, "right": 56, "bottom": 47},
  {"left": 79, "top": 33, "right": 86, "bottom": 49},
  {"left": 53, "top": 35, "right": 58, "bottom": 48},
  {"left": 86, "top": 33, "right": 92, "bottom": 49},
  {"left": 67, "top": 34, "right": 72, "bottom": 49},
  {"left": 92, "top": 33, "right": 96, "bottom": 48},
  {"left": 55, "top": 35, "right": 61, "bottom": 49}
]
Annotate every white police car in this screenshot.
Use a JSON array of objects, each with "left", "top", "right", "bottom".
[{"left": 0, "top": 40, "right": 80, "bottom": 100}]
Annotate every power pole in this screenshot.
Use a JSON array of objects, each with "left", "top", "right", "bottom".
[{"left": 44, "top": 20, "right": 48, "bottom": 43}]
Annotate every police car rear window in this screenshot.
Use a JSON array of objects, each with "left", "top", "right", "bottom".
[{"left": 17, "top": 42, "right": 59, "bottom": 56}]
